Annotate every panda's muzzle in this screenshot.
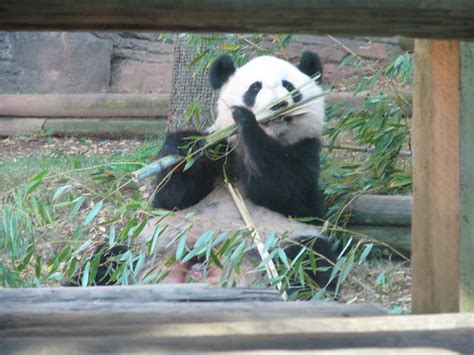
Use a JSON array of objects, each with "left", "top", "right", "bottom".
[{"left": 270, "top": 101, "right": 289, "bottom": 111}]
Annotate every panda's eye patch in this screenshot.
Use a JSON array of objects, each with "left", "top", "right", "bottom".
[
  {"left": 282, "top": 80, "right": 302, "bottom": 103},
  {"left": 243, "top": 81, "right": 262, "bottom": 107}
]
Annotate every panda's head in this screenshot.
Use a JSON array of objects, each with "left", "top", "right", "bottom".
[{"left": 209, "top": 51, "right": 325, "bottom": 145}]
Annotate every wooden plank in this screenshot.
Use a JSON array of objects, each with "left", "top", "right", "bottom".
[
  {"left": 0, "top": 118, "right": 46, "bottom": 136},
  {"left": 0, "top": 117, "right": 167, "bottom": 138},
  {"left": 43, "top": 118, "right": 167, "bottom": 138},
  {"left": 412, "top": 40, "right": 474, "bottom": 313},
  {"left": 0, "top": 1, "right": 473, "bottom": 38},
  {"left": 0, "top": 94, "right": 169, "bottom": 118},
  {"left": 460, "top": 42, "right": 474, "bottom": 312},
  {"left": 0, "top": 310, "right": 472, "bottom": 353},
  {"left": 0, "top": 92, "right": 400, "bottom": 119},
  {"left": 0, "top": 284, "right": 282, "bottom": 304}
]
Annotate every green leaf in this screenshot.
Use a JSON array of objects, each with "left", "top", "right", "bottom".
[
  {"left": 277, "top": 249, "right": 290, "bottom": 269},
  {"left": 262, "top": 231, "right": 276, "bottom": 255},
  {"left": 81, "top": 261, "right": 90, "bottom": 287},
  {"left": 175, "top": 235, "right": 187, "bottom": 261},
  {"left": 69, "top": 196, "right": 86, "bottom": 219},
  {"left": 83, "top": 201, "right": 103, "bottom": 225},
  {"left": 358, "top": 243, "right": 373, "bottom": 264},
  {"left": 52, "top": 184, "right": 74, "bottom": 201}
]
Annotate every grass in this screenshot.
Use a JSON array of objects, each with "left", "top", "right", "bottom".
[
  {"left": 0, "top": 135, "right": 164, "bottom": 287},
  {"left": 0, "top": 133, "right": 412, "bottom": 312}
]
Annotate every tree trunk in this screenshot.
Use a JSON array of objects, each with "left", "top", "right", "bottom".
[{"left": 168, "top": 34, "right": 217, "bottom": 131}]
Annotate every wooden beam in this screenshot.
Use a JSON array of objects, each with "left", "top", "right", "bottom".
[
  {"left": 1, "top": 309, "right": 473, "bottom": 353},
  {"left": 1, "top": 285, "right": 473, "bottom": 353},
  {"left": 0, "top": 284, "right": 282, "bottom": 304},
  {"left": 0, "top": 117, "right": 167, "bottom": 138},
  {"left": 412, "top": 40, "right": 474, "bottom": 313},
  {"left": 0, "top": 94, "right": 169, "bottom": 118},
  {"left": 0, "top": 1, "right": 473, "bottom": 38}
]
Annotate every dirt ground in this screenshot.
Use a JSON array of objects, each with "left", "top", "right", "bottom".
[{"left": 0, "top": 135, "right": 145, "bottom": 159}]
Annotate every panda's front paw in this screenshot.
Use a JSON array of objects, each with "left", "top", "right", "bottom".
[{"left": 231, "top": 106, "right": 257, "bottom": 128}]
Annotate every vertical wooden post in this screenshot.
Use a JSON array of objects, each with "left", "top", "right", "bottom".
[{"left": 412, "top": 40, "right": 474, "bottom": 313}]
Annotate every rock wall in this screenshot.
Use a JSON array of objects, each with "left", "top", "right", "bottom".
[
  {"left": 0, "top": 32, "right": 401, "bottom": 95},
  {"left": 0, "top": 32, "right": 173, "bottom": 94}
]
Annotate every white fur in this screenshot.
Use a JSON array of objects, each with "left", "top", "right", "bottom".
[{"left": 209, "top": 55, "right": 325, "bottom": 145}]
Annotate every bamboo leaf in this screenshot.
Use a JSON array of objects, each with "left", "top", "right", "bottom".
[
  {"left": 175, "top": 235, "right": 187, "bottom": 261},
  {"left": 83, "top": 201, "right": 103, "bottom": 225}
]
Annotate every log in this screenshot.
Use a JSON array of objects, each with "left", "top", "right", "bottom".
[
  {"left": 0, "top": 92, "right": 407, "bottom": 119},
  {"left": 0, "top": 94, "right": 169, "bottom": 118},
  {"left": 348, "top": 226, "right": 411, "bottom": 256},
  {"left": 326, "top": 91, "right": 412, "bottom": 118},
  {"left": 0, "top": 118, "right": 167, "bottom": 138},
  {"left": 349, "top": 195, "right": 412, "bottom": 227},
  {"left": 1, "top": 1, "right": 474, "bottom": 39}
]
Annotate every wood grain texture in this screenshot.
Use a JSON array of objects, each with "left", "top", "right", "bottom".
[
  {"left": 1, "top": 310, "right": 472, "bottom": 353},
  {"left": 412, "top": 40, "right": 474, "bottom": 313},
  {"left": 0, "top": 284, "right": 282, "bottom": 304},
  {"left": 460, "top": 42, "right": 474, "bottom": 312},
  {"left": 0, "top": 117, "right": 167, "bottom": 138},
  {"left": 349, "top": 195, "right": 412, "bottom": 226},
  {"left": 0, "top": 0, "right": 473, "bottom": 38},
  {"left": 0, "top": 94, "right": 169, "bottom": 118},
  {"left": 348, "top": 226, "right": 411, "bottom": 255}
]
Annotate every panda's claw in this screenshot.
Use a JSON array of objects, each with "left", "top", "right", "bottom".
[{"left": 231, "top": 106, "right": 257, "bottom": 127}]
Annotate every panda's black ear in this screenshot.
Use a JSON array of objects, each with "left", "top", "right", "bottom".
[
  {"left": 209, "top": 54, "right": 236, "bottom": 89},
  {"left": 298, "top": 51, "right": 323, "bottom": 83}
]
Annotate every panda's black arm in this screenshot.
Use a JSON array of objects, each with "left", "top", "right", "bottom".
[
  {"left": 232, "top": 106, "right": 324, "bottom": 220},
  {"left": 152, "top": 130, "right": 225, "bottom": 210}
]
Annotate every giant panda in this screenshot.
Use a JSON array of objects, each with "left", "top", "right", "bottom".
[
  {"left": 139, "top": 51, "right": 337, "bottom": 292},
  {"left": 80, "top": 52, "right": 337, "bottom": 296}
]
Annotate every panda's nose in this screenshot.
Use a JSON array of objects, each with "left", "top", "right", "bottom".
[{"left": 270, "top": 101, "right": 288, "bottom": 111}]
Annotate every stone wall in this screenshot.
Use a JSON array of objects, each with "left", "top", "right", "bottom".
[
  {"left": 0, "top": 33, "right": 402, "bottom": 95},
  {"left": 0, "top": 32, "right": 173, "bottom": 94}
]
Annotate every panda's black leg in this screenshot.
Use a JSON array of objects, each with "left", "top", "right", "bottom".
[
  {"left": 65, "top": 244, "right": 130, "bottom": 286},
  {"left": 152, "top": 130, "right": 226, "bottom": 210},
  {"left": 284, "top": 236, "right": 337, "bottom": 296}
]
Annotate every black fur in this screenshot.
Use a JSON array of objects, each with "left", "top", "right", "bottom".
[
  {"left": 65, "top": 244, "right": 129, "bottom": 286},
  {"left": 243, "top": 81, "right": 262, "bottom": 107},
  {"left": 209, "top": 54, "right": 236, "bottom": 89},
  {"left": 298, "top": 51, "right": 323, "bottom": 83},
  {"left": 282, "top": 80, "right": 302, "bottom": 103},
  {"left": 231, "top": 106, "right": 324, "bottom": 220},
  {"left": 148, "top": 53, "right": 334, "bottom": 292},
  {"left": 284, "top": 236, "right": 337, "bottom": 295},
  {"left": 152, "top": 130, "right": 225, "bottom": 210}
]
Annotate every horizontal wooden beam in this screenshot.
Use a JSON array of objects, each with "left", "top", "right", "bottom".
[
  {"left": 0, "top": 92, "right": 392, "bottom": 118},
  {"left": 1, "top": 285, "right": 473, "bottom": 354},
  {"left": 0, "top": 284, "right": 282, "bottom": 304},
  {"left": 1, "top": 1, "right": 474, "bottom": 38},
  {"left": 0, "top": 117, "right": 167, "bottom": 138},
  {"left": 0, "top": 94, "right": 169, "bottom": 118}
]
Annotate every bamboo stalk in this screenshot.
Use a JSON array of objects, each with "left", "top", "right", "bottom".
[
  {"left": 226, "top": 181, "right": 288, "bottom": 301},
  {"left": 131, "top": 155, "right": 183, "bottom": 183}
]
